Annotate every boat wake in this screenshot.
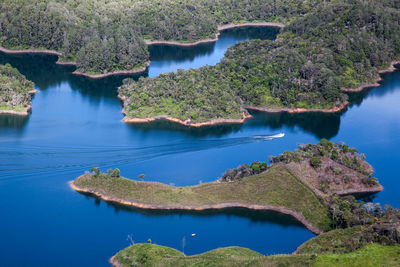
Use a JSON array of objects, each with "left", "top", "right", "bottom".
[{"left": 0, "top": 133, "right": 285, "bottom": 181}]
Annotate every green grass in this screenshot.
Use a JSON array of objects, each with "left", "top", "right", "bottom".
[
  {"left": 113, "top": 243, "right": 400, "bottom": 267},
  {"left": 114, "top": 243, "right": 312, "bottom": 267},
  {"left": 74, "top": 164, "right": 331, "bottom": 231},
  {"left": 296, "top": 226, "right": 366, "bottom": 254},
  {"left": 313, "top": 244, "right": 400, "bottom": 267}
]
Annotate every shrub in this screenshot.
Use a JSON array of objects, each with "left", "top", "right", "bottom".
[
  {"left": 91, "top": 167, "right": 100, "bottom": 176},
  {"left": 331, "top": 149, "right": 339, "bottom": 160},
  {"left": 111, "top": 168, "right": 120, "bottom": 178},
  {"left": 310, "top": 156, "right": 322, "bottom": 168}
]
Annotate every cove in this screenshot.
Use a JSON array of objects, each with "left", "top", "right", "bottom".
[{"left": 0, "top": 25, "right": 400, "bottom": 266}]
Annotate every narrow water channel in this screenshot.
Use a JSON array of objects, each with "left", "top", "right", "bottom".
[{"left": 0, "top": 26, "right": 399, "bottom": 266}]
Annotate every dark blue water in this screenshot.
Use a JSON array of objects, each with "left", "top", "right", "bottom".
[{"left": 0, "top": 26, "right": 399, "bottom": 266}]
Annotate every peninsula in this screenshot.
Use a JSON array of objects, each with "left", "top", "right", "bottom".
[
  {"left": 119, "top": 0, "right": 400, "bottom": 126},
  {"left": 0, "top": 63, "right": 36, "bottom": 115},
  {"left": 110, "top": 176, "right": 400, "bottom": 266},
  {"left": 71, "top": 141, "right": 382, "bottom": 234},
  {"left": 110, "top": 243, "right": 400, "bottom": 267},
  {"left": 0, "top": 0, "right": 314, "bottom": 76},
  {"left": 105, "top": 137, "right": 400, "bottom": 267}
]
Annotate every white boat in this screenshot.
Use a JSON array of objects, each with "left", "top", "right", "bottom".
[{"left": 271, "top": 133, "right": 285, "bottom": 138}]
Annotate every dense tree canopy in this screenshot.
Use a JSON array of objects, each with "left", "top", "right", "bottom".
[
  {"left": 120, "top": 0, "right": 400, "bottom": 123},
  {"left": 0, "top": 0, "right": 321, "bottom": 74},
  {"left": 0, "top": 64, "right": 34, "bottom": 112}
]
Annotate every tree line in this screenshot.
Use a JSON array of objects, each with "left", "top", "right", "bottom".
[
  {"left": 119, "top": 0, "right": 400, "bottom": 122},
  {"left": 0, "top": 0, "right": 320, "bottom": 74}
]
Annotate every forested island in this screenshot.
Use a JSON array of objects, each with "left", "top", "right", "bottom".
[
  {"left": 70, "top": 141, "right": 400, "bottom": 266},
  {"left": 0, "top": 0, "right": 318, "bottom": 76},
  {"left": 0, "top": 63, "right": 36, "bottom": 115},
  {"left": 71, "top": 141, "right": 382, "bottom": 234},
  {"left": 119, "top": 0, "right": 400, "bottom": 125}
]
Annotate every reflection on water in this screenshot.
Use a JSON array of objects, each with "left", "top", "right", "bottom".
[
  {"left": 247, "top": 110, "right": 343, "bottom": 140},
  {"left": 347, "top": 65, "right": 400, "bottom": 107},
  {"left": 82, "top": 192, "right": 305, "bottom": 227},
  {"left": 0, "top": 26, "right": 400, "bottom": 267},
  {"left": 0, "top": 114, "right": 30, "bottom": 130}
]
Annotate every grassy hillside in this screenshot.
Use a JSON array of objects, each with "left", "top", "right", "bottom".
[
  {"left": 112, "top": 243, "right": 400, "bottom": 267},
  {"left": 120, "top": 0, "right": 400, "bottom": 123},
  {"left": 73, "top": 164, "right": 332, "bottom": 231},
  {"left": 72, "top": 141, "right": 385, "bottom": 233},
  {"left": 0, "top": 63, "right": 35, "bottom": 113}
]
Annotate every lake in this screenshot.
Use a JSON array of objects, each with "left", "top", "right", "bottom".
[{"left": 0, "top": 26, "right": 399, "bottom": 266}]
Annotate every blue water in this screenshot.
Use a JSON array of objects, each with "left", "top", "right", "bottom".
[{"left": 0, "top": 26, "right": 399, "bottom": 266}]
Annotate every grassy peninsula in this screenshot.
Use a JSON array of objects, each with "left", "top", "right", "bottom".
[
  {"left": 119, "top": 0, "right": 400, "bottom": 124},
  {"left": 112, "top": 198, "right": 400, "bottom": 266},
  {"left": 71, "top": 141, "right": 382, "bottom": 234},
  {"left": 111, "top": 243, "right": 400, "bottom": 267},
  {"left": 0, "top": 63, "right": 36, "bottom": 115},
  {"left": 0, "top": 0, "right": 320, "bottom": 76}
]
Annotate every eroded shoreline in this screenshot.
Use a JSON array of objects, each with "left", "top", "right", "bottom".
[
  {"left": 71, "top": 61, "right": 151, "bottom": 79},
  {"left": 69, "top": 180, "right": 323, "bottom": 234},
  {"left": 0, "top": 89, "right": 38, "bottom": 116},
  {"left": 120, "top": 59, "right": 400, "bottom": 127},
  {"left": 145, "top": 22, "right": 284, "bottom": 46},
  {"left": 342, "top": 61, "right": 400, "bottom": 93},
  {"left": 0, "top": 22, "right": 284, "bottom": 79}
]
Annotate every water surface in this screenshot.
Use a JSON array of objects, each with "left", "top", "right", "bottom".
[{"left": 1, "top": 26, "right": 399, "bottom": 266}]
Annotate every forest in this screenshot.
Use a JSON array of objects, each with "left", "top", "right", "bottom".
[
  {"left": 0, "top": 63, "right": 34, "bottom": 112},
  {"left": 120, "top": 0, "right": 400, "bottom": 123},
  {"left": 0, "top": 0, "right": 320, "bottom": 75}
]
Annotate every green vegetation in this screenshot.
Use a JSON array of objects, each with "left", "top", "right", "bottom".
[
  {"left": 270, "top": 139, "right": 379, "bottom": 195},
  {"left": 72, "top": 142, "right": 400, "bottom": 266},
  {"left": 0, "top": 0, "right": 320, "bottom": 75},
  {"left": 313, "top": 244, "right": 400, "bottom": 267},
  {"left": 0, "top": 0, "right": 149, "bottom": 75},
  {"left": 72, "top": 141, "right": 384, "bottom": 232},
  {"left": 120, "top": 0, "right": 400, "bottom": 123},
  {"left": 296, "top": 226, "right": 368, "bottom": 254},
  {"left": 74, "top": 163, "right": 332, "bottom": 231},
  {"left": 0, "top": 63, "right": 35, "bottom": 113},
  {"left": 113, "top": 243, "right": 311, "bottom": 267},
  {"left": 112, "top": 243, "right": 400, "bottom": 267}
]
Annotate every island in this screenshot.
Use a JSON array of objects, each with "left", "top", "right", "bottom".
[
  {"left": 119, "top": 0, "right": 400, "bottom": 126},
  {"left": 70, "top": 139, "right": 400, "bottom": 267},
  {"left": 71, "top": 140, "right": 382, "bottom": 234},
  {"left": 0, "top": 63, "right": 36, "bottom": 115},
  {"left": 70, "top": 140, "right": 400, "bottom": 267}
]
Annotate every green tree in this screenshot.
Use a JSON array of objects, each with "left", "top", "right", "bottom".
[
  {"left": 91, "top": 167, "right": 100, "bottom": 176},
  {"left": 111, "top": 168, "right": 120, "bottom": 178}
]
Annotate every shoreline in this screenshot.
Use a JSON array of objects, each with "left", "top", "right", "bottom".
[
  {"left": 245, "top": 101, "right": 349, "bottom": 114},
  {"left": 334, "top": 185, "right": 384, "bottom": 196},
  {"left": 109, "top": 256, "right": 123, "bottom": 267},
  {"left": 122, "top": 112, "right": 252, "bottom": 127},
  {"left": 342, "top": 61, "right": 400, "bottom": 93},
  {"left": 69, "top": 180, "right": 322, "bottom": 234},
  {"left": 0, "top": 89, "right": 38, "bottom": 116},
  {"left": 119, "top": 57, "right": 400, "bottom": 127},
  {"left": 145, "top": 22, "right": 285, "bottom": 46},
  {"left": 71, "top": 61, "right": 150, "bottom": 79},
  {"left": 119, "top": 101, "right": 348, "bottom": 128},
  {"left": 0, "top": 46, "right": 150, "bottom": 78},
  {"left": 0, "top": 46, "right": 61, "bottom": 56}
]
